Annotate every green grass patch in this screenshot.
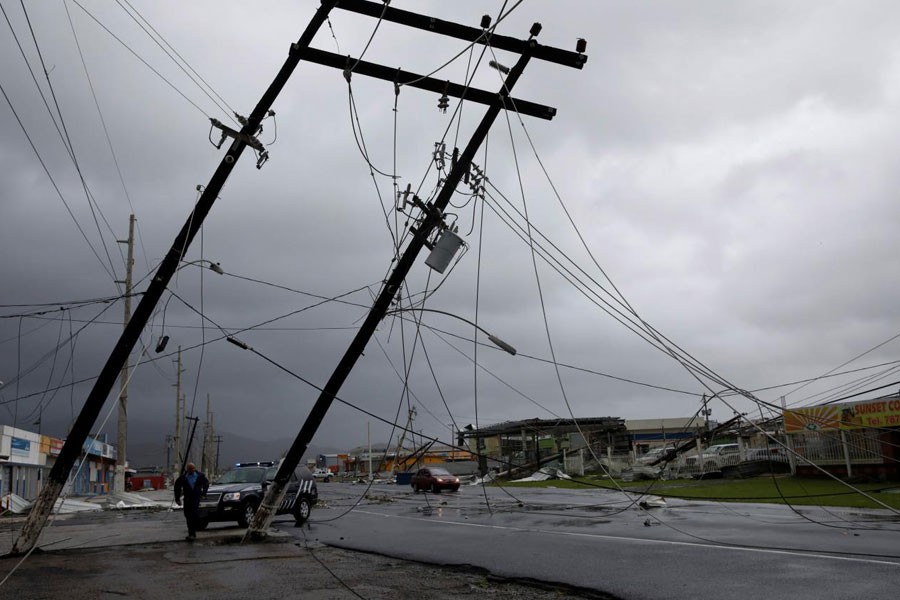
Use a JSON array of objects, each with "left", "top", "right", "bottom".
[{"left": 498, "top": 476, "right": 900, "bottom": 510}]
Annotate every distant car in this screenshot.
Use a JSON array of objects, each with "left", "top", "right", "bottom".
[
  {"left": 636, "top": 446, "right": 676, "bottom": 465},
  {"left": 700, "top": 443, "right": 741, "bottom": 470},
  {"left": 744, "top": 447, "right": 789, "bottom": 462},
  {"left": 410, "top": 467, "right": 460, "bottom": 493},
  {"left": 197, "top": 461, "right": 317, "bottom": 529},
  {"left": 312, "top": 468, "right": 333, "bottom": 482}
]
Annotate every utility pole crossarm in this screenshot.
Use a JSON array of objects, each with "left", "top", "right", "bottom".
[
  {"left": 336, "top": 0, "right": 588, "bottom": 69},
  {"left": 302, "top": 48, "right": 557, "bottom": 120}
]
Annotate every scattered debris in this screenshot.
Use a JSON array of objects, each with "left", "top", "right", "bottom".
[
  {"left": 2, "top": 494, "right": 103, "bottom": 515},
  {"left": 468, "top": 471, "right": 497, "bottom": 486},
  {"left": 106, "top": 491, "right": 168, "bottom": 510},
  {"left": 621, "top": 466, "right": 662, "bottom": 482},
  {"left": 54, "top": 498, "right": 104, "bottom": 514},
  {"left": 1, "top": 493, "right": 33, "bottom": 514},
  {"left": 512, "top": 468, "right": 572, "bottom": 483},
  {"left": 364, "top": 494, "right": 396, "bottom": 504},
  {"left": 638, "top": 496, "right": 667, "bottom": 509}
]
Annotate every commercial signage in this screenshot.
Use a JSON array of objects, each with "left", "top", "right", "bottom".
[
  {"left": 83, "top": 438, "right": 104, "bottom": 457},
  {"left": 50, "top": 438, "right": 64, "bottom": 456},
  {"left": 785, "top": 397, "right": 900, "bottom": 433},
  {"left": 10, "top": 437, "right": 31, "bottom": 456}
]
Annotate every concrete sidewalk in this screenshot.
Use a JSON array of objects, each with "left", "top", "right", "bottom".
[{"left": 0, "top": 500, "right": 599, "bottom": 600}]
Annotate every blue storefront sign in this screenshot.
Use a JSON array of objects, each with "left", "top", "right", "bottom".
[{"left": 10, "top": 437, "right": 30, "bottom": 456}]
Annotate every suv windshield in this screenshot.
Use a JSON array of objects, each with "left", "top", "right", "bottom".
[{"left": 215, "top": 467, "right": 267, "bottom": 484}]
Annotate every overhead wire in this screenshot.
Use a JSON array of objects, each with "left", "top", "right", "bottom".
[
  {"left": 0, "top": 55, "right": 115, "bottom": 282},
  {"left": 19, "top": 0, "right": 123, "bottom": 288},
  {"left": 71, "top": 0, "right": 213, "bottom": 119},
  {"left": 114, "top": 0, "right": 239, "bottom": 125},
  {"left": 0, "top": 298, "right": 121, "bottom": 394},
  {"left": 183, "top": 226, "right": 210, "bottom": 440},
  {"left": 481, "top": 183, "right": 731, "bottom": 386},
  {"left": 782, "top": 330, "right": 900, "bottom": 407},
  {"left": 476, "top": 39, "right": 900, "bottom": 524},
  {"left": 714, "top": 360, "right": 900, "bottom": 398},
  {"left": 471, "top": 166, "right": 495, "bottom": 513},
  {"left": 63, "top": 1, "right": 152, "bottom": 273},
  {"left": 0, "top": 341, "right": 152, "bottom": 588}
]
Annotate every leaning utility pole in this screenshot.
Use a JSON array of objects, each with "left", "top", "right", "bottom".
[
  {"left": 114, "top": 214, "right": 135, "bottom": 493},
  {"left": 9, "top": 0, "right": 340, "bottom": 555},
  {"left": 247, "top": 2, "right": 586, "bottom": 538}
]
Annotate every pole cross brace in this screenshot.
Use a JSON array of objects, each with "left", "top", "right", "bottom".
[{"left": 301, "top": 48, "right": 557, "bottom": 120}]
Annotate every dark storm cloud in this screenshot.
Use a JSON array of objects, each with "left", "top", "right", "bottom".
[{"left": 3, "top": 1, "right": 900, "bottom": 457}]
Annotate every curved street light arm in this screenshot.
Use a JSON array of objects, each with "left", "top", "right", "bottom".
[{"left": 385, "top": 307, "right": 516, "bottom": 356}]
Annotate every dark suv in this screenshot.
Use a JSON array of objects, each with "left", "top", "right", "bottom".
[{"left": 197, "top": 461, "right": 317, "bottom": 529}]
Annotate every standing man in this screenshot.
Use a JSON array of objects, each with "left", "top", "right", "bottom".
[{"left": 174, "top": 462, "right": 209, "bottom": 540}]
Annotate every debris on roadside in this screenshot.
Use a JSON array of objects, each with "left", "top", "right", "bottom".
[
  {"left": 54, "top": 498, "right": 105, "bottom": 513},
  {"left": 638, "top": 495, "right": 667, "bottom": 509},
  {"left": 1, "top": 493, "right": 33, "bottom": 514},
  {"left": 106, "top": 491, "right": 168, "bottom": 510},
  {"left": 2, "top": 494, "right": 104, "bottom": 515},
  {"left": 364, "top": 493, "right": 396, "bottom": 504},
  {"left": 467, "top": 471, "right": 497, "bottom": 486},
  {"left": 512, "top": 467, "right": 572, "bottom": 483},
  {"left": 621, "top": 466, "right": 663, "bottom": 482}
]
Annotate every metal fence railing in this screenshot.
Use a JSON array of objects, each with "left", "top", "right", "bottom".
[{"left": 791, "top": 428, "right": 883, "bottom": 466}]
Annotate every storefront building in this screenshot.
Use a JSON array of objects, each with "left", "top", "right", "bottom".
[{"left": 784, "top": 394, "right": 900, "bottom": 480}]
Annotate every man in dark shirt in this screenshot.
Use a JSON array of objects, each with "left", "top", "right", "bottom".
[{"left": 174, "top": 463, "right": 209, "bottom": 540}]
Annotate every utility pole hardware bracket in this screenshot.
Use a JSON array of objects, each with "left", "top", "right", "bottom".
[{"left": 210, "top": 118, "right": 269, "bottom": 169}]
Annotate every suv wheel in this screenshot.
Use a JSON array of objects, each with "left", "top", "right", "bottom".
[
  {"left": 294, "top": 497, "right": 312, "bottom": 525},
  {"left": 238, "top": 500, "right": 258, "bottom": 528}
]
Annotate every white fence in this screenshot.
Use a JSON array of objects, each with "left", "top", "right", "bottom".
[{"left": 791, "top": 428, "right": 883, "bottom": 466}]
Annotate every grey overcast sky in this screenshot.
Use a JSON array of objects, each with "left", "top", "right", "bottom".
[{"left": 2, "top": 1, "right": 900, "bottom": 453}]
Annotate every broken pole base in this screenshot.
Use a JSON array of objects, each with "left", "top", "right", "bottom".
[
  {"left": 8, "top": 479, "right": 64, "bottom": 556},
  {"left": 243, "top": 480, "right": 288, "bottom": 543}
]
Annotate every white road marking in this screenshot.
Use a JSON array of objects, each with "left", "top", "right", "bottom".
[{"left": 347, "top": 509, "right": 900, "bottom": 567}]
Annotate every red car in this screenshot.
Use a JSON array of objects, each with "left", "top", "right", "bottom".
[{"left": 410, "top": 467, "right": 460, "bottom": 493}]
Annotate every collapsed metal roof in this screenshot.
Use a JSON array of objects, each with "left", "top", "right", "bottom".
[{"left": 459, "top": 417, "right": 625, "bottom": 437}]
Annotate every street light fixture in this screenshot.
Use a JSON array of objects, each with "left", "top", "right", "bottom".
[
  {"left": 385, "top": 307, "right": 517, "bottom": 356},
  {"left": 178, "top": 259, "right": 224, "bottom": 275}
]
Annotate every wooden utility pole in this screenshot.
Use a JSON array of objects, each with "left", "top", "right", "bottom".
[
  {"left": 213, "top": 435, "right": 223, "bottom": 478},
  {"left": 392, "top": 406, "right": 416, "bottom": 472},
  {"left": 201, "top": 394, "right": 213, "bottom": 474},
  {"left": 173, "top": 346, "right": 184, "bottom": 476},
  {"left": 247, "top": 3, "right": 586, "bottom": 539},
  {"left": 11, "top": 2, "right": 340, "bottom": 554},
  {"left": 114, "top": 214, "right": 135, "bottom": 493}
]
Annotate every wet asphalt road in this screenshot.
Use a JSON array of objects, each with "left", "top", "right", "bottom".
[{"left": 300, "top": 482, "right": 900, "bottom": 600}]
